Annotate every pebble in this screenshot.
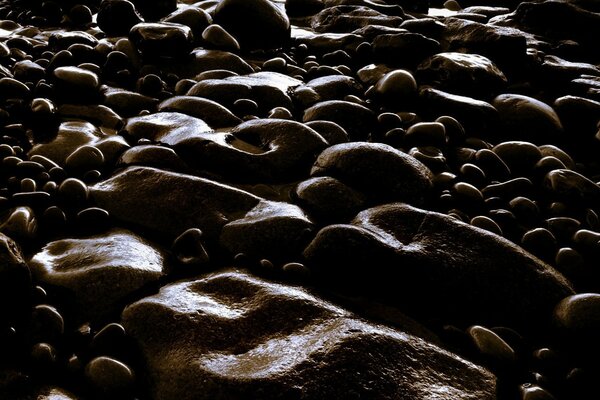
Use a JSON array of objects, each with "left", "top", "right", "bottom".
[
  {"left": 30, "top": 342, "right": 57, "bottom": 371},
  {"left": 172, "top": 228, "right": 210, "bottom": 266},
  {"left": 521, "top": 228, "right": 557, "bottom": 261},
  {"left": 0, "top": 206, "right": 37, "bottom": 240},
  {"left": 372, "top": 69, "right": 418, "bottom": 107},
  {"left": 65, "top": 145, "right": 104, "bottom": 173},
  {"left": 53, "top": 66, "right": 100, "bottom": 93},
  {"left": 544, "top": 169, "right": 600, "bottom": 206},
  {"left": 554, "top": 293, "right": 600, "bottom": 332},
  {"left": 468, "top": 325, "right": 517, "bottom": 364},
  {"left": 57, "top": 178, "right": 89, "bottom": 208},
  {"left": 471, "top": 215, "right": 503, "bottom": 236},
  {"left": 31, "top": 304, "right": 64, "bottom": 343},
  {"left": 404, "top": 122, "right": 447, "bottom": 148},
  {"left": 519, "top": 383, "right": 557, "bottom": 400},
  {"left": 91, "top": 323, "right": 127, "bottom": 356},
  {"left": 85, "top": 356, "right": 135, "bottom": 394},
  {"left": 130, "top": 22, "right": 194, "bottom": 59},
  {"left": 492, "top": 141, "right": 542, "bottom": 175},
  {"left": 202, "top": 24, "right": 240, "bottom": 52},
  {"left": 475, "top": 148, "right": 511, "bottom": 181}
]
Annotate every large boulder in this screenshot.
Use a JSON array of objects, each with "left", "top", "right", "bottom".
[
  {"left": 28, "top": 229, "right": 167, "bottom": 319},
  {"left": 122, "top": 270, "right": 496, "bottom": 400},
  {"left": 304, "top": 203, "right": 574, "bottom": 334},
  {"left": 213, "top": 0, "right": 291, "bottom": 50}
]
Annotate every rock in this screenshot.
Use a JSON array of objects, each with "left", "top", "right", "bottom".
[
  {"left": 159, "top": 49, "right": 253, "bottom": 78},
  {"left": 554, "top": 95, "right": 600, "bottom": 143},
  {"left": 158, "top": 96, "right": 241, "bottom": 128},
  {"left": 0, "top": 233, "right": 30, "bottom": 328},
  {"left": 130, "top": 0, "right": 176, "bottom": 20},
  {"left": 103, "top": 87, "right": 159, "bottom": 118},
  {"left": 303, "top": 100, "right": 376, "bottom": 141},
  {"left": 372, "top": 69, "right": 418, "bottom": 108},
  {"left": 1, "top": 207, "right": 38, "bottom": 240},
  {"left": 213, "top": 0, "right": 291, "bottom": 50},
  {"left": 201, "top": 24, "right": 240, "bottom": 52},
  {"left": 442, "top": 17, "right": 529, "bottom": 71},
  {"left": 554, "top": 293, "right": 600, "bottom": 332},
  {"left": 90, "top": 167, "right": 260, "bottom": 239},
  {"left": 122, "top": 270, "right": 496, "bottom": 400},
  {"left": 492, "top": 141, "right": 542, "bottom": 175},
  {"left": 468, "top": 325, "right": 517, "bottom": 364},
  {"left": 544, "top": 169, "right": 600, "bottom": 206},
  {"left": 419, "top": 87, "right": 500, "bottom": 137},
  {"left": 29, "top": 229, "right": 166, "bottom": 319},
  {"left": 304, "top": 75, "right": 363, "bottom": 101},
  {"left": 372, "top": 32, "right": 441, "bottom": 68},
  {"left": 295, "top": 176, "right": 366, "bottom": 222},
  {"left": 163, "top": 6, "right": 213, "bottom": 40},
  {"left": 220, "top": 200, "right": 314, "bottom": 261},
  {"left": 310, "top": 142, "right": 433, "bottom": 206},
  {"left": 65, "top": 145, "right": 104, "bottom": 173},
  {"left": 129, "top": 22, "right": 194, "bottom": 59},
  {"left": 304, "top": 203, "right": 574, "bottom": 333},
  {"left": 311, "top": 6, "right": 404, "bottom": 33},
  {"left": 122, "top": 111, "right": 213, "bottom": 143},
  {"left": 490, "top": 0, "right": 600, "bottom": 58},
  {"left": 172, "top": 228, "right": 209, "bottom": 266},
  {"left": 417, "top": 52, "right": 507, "bottom": 98},
  {"left": 169, "top": 118, "right": 328, "bottom": 182},
  {"left": 52, "top": 66, "right": 100, "bottom": 101},
  {"left": 492, "top": 94, "right": 564, "bottom": 145},
  {"left": 29, "top": 121, "right": 105, "bottom": 165},
  {"left": 305, "top": 120, "right": 349, "bottom": 145},
  {"left": 97, "top": 0, "right": 143, "bottom": 37},
  {"left": 117, "top": 145, "right": 188, "bottom": 171},
  {"left": 85, "top": 356, "right": 135, "bottom": 395}
]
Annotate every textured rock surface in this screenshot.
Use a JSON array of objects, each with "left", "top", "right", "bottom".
[
  {"left": 304, "top": 203, "right": 574, "bottom": 332},
  {"left": 28, "top": 229, "right": 166, "bottom": 318},
  {"left": 122, "top": 270, "right": 496, "bottom": 400}
]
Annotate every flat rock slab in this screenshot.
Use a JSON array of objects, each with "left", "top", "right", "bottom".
[
  {"left": 28, "top": 229, "right": 166, "bottom": 318},
  {"left": 304, "top": 203, "right": 574, "bottom": 333},
  {"left": 122, "top": 270, "right": 496, "bottom": 400}
]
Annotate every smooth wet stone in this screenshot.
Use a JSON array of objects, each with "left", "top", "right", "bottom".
[
  {"left": 90, "top": 167, "right": 260, "bottom": 238},
  {"left": 311, "top": 6, "right": 404, "bottom": 33},
  {"left": 103, "top": 87, "right": 159, "bottom": 118},
  {"left": 311, "top": 142, "right": 433, "bottom": 206},
  {"left": 372, "top": 69, "right": 418, "bottom": 108},
  {"left": 29, "top": 229, "right": 166, "bottom": 319},
  {"left": 220, "top": 200, "right": 314, "bottom": 261},
  {"left": 117, "top": 145, "right": 188, "bottom": 171},
  {"left": 417, "top": 52, "right": 507, "bottom": 98},
  {"left": 442, "top": 17, "right": 529, "bottom": 70},
  {"left": 0, "top": 232, "right": 30, "bottom": 328},
  {"left": 405, "top": 122, "right": 447, "bottom": 148},
  {"left": 372, "top": 31, "right": 441, "bottom": 68},
  {"left": 172, "top": 228, "right": 209, "bottom": 266},
  {"left": 305, "top": 120, "right": 349, "bottom": 145},
  {"left": 554, "top": 96, "right": 600, "bottom": 140},
  {"left": 123, "top": 111, "right": 213, "bottom": 143},
  {"left": 295, "top": 176, "right": 366, "bottom": 222},
  {"left": 130, "top": 0, "right": 176, "bottom": 20},
  {"left": 303, "top": 100, "right": 376, "bottom": 141},
  {"left": 52, "top": 66, "right": 100, "bottom": 100},
  {"left": 97, "top": 0, "right": 143, "bottom": 36},
  {"left": 491, "top": 0, "right": 600, "bottom": 57},
  {"left": 554, "top": 293, "right": 600, "bottom": 332},
  {"left": 544, "top": 169, "right": 600, "bottom": 206},
  {"left": 201, "top": 24, "right": 239, "bottom": 52},
  {"left": 158, "top": 96, "right": 241, "bottom": 128},
  {"left": 29, "top": 121, "right": 105, "bottom": 165},
  {"left": 213, "top": 0, "right": 290, "bottom": 50},
  {"left": 304, "top": 75, "right": 362, "bottom": 101},
  {"left": 304, "top": 203, "right": 574, "bottom": 333},
  {"left": 492, "top": 94, "right": 564, "bottom": 145},
  {"left": 492, "top": 141, "right": 542, "bottom": 175},
  {"left": 163, "top": 6, "right": 213, "bottom": 40},
  {"left": 65, "top": 145, "right": 104, "bottom": 173},
  {"left": 85, "top": 356, "right": 135, "bottom": 395},
  {"left": 0, "top": 206, "right": 38, "bottom": 241},
  {"left": 160, "top": 49, "right": 253, "bottom": 78},
  {"left": 129, "top": 22, "right": 194, "bottom": 59},
  {"left": 122, "top": 271, "right": 496, "bottom": 400},
  {"left": 468, "top": 325, "right": 516, "bottom": 364},
  {"left": 57, "top": 104, "right": 123, "bottom": 131},
  {"left": 419, "top": 87, "right": 499, "bottom": 137},
  {"left": 170, "top": 118, "right": 328, "bottom": 182},
  {"left": 30, "top": 304, "right": 64, "bottom": 343}
]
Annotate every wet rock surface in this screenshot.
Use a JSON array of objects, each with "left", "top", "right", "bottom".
[
  {"left": 0, "top": 0, "right": 599, "bottom": 399},
  {"left": 123, "top": 270, "right": 496, "bottom": 400}
]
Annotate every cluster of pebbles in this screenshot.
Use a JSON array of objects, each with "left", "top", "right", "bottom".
[{"left": 0, "top": 0, "right": 599, "bottom": 398}]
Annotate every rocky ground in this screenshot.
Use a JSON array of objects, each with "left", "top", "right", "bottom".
[{"left": 0, "top": 0, "right": 599, "bottom": 399}]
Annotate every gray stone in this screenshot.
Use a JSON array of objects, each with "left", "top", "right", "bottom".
[{"left": 122, "top": 270, "right": 496, "bottom": 400}]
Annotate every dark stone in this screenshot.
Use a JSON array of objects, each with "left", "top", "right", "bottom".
[
  {"left": 304, "top": 203, "right": 574, "bottom": 334},
  {"left": 130, "top": 0, "right": 176, "bottom": 20},
  {"left": 311, "top": 6, "right": 404, "bottom": 33},
  {"left": 310, "top": 142, "right": 433, "bottom": 206},
  {"left": 158, "top": 96, "right": 241, "bottom": 128},
  {"left": 129, "top": 22, "right": 194, "bottom": 59},
  {"left": 372, "top": 32, "right": 441, "bottom": 68},
  {"left": 97, "top": 0, "right": 143, "bottom": 36},
  {"left": 303, "top": 100, "right": 376, "bottom": 141},
  {"left": 122, "top": 271, "right": 496, "bottom": 400},
  {"left": 213, "top": 0, "right": 291, "bottom": 50}
]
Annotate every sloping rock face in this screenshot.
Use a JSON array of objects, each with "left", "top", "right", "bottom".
[
  {"left": 28, "top": 229, "right": 167, "bottom": 318},
  {"left": 304, "top": 203, "right": 574, "bottom": 333},
  {"left": 122, "top": 270, "right": 497, "bottom": 400}
]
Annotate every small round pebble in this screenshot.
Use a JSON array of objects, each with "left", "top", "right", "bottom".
[{"left": 85, "top": 356, "right": 135, "bottom": 394}]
